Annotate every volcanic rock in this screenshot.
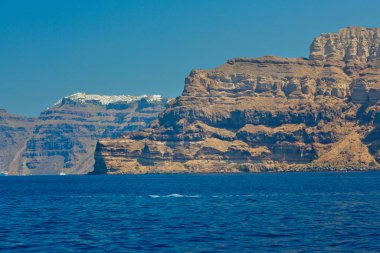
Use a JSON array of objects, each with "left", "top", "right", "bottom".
[
  {"left": 92, "top": 27, "right": 380, "bottom": 174},
  {"left": 2, "top": 93, "right": 170, "bottom": 175}
]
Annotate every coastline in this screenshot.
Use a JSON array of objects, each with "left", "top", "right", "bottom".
[{"left": 89, "top": 159, "right": 380, "bottom": 175}]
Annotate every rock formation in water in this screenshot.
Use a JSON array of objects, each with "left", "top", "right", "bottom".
[
  {"left": 92, "top": 27, "right": 380, "bottom": 174},
  {"left": 1, "top": 93, "right": 170, "bottom": 175}
]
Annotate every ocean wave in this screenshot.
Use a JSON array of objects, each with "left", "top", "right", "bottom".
[
  {"left": 211, "top": 194, "right": 257, "bottom": 201},
  {"left": 70, "top": 195, "right": 96, "bottom": 198},
  {"left": 148, "top": 194, "right": 201, "bottom": 198}
]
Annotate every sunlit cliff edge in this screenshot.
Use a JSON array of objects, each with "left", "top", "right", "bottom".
[{"left": 92, "top": 27, "right": 380, "bottom": 174}]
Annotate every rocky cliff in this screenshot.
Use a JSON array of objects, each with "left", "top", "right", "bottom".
[
  {"left": 0, "top": 109, "right": 36, "bottom": 172},
  {"left": 2, "top": 93, "right": 170, "bottom": 175},
  {"left": 92, "top": 27, "right": 380, "bottom": 174}
]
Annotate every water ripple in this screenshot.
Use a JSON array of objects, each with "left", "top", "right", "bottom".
[{"left": 0, "top": 172, "right": 379, "bottom": 252}]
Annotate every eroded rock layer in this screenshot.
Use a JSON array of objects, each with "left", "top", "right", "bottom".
[
  {"left": 0, "top": 109, "right": 36, "bottom": 172},
  {"left": 3, "top": 93, "right": 169, "bottom": 175},
  {"left": 93, "top": 27, "right": 380, "bottom": 174}
]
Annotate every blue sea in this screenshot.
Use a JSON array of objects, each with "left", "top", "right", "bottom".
[{"left": 0, "top": 172, "right": 380, "bottom": 252}]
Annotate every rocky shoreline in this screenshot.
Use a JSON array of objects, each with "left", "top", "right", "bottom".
[{"left": 91, "top": 27, "right": 380, "bottom": 174}]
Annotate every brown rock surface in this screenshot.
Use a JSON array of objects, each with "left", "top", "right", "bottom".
[
  {"left": 2, "top": 93, "right": 169, "bottom": 175},
  {"left": 92, "top": 27, "right": 380, "bottom": 174}
]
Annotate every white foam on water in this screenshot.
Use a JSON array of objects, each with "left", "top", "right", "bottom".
[
  {"left": 165, "top": 194, "right": 186, "bottom": 198},
  {"left": 148, "top": 194, "right": 201, "bottom": 198},
  {"left": 211, "top": 194, "right": 256, "bottom": 198},
  {"left": 235, "top": 194, "right": 255, "bottom": 197},
  {"left": 70, "top": 195, "right": 96, "bottom": 198}
]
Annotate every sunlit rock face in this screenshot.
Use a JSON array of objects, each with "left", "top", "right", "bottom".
[
  {"left": 93, "top": 27, "right": 380, "bottom": 174},
  {"left": 2, "top": 93, "right": 170, "bottom": 175},
  {"left": 310, "top": 27, "right": 380, "bottom": 64}
]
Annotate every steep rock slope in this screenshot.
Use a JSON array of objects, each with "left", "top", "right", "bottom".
[
  {"left": 93, "top": 27, "right": 380, "bottom": 174},
  {"left": 0, "top": 109, "right": 36, "bottom": 172},
  {"left": 5, "top": 93, "right": 170, "bottom": 175}
]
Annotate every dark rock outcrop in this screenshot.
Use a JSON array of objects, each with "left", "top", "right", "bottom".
[
  {"left": 92, "top": 27, "right": 380, "bottom": 174},
  {"left": 0, "top": 109, "right": 36, "bottom": 173}
]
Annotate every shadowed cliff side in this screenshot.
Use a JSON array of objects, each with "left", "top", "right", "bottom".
[
  {"left": 92, "top": 27, "right": 380, "bottom": 174},
  {"left": 2, "top": 94, "right": 170, "bottom": 175},
  {"left": 0, "top": 109, "right": 36, "bottom": 174}
]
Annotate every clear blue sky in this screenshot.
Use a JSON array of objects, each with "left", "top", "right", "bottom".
[{"left": 1, "top": 0, "right": 380, "bottom": 116}]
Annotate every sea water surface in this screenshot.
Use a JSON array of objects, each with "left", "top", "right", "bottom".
[{"left": 0, "top": 172, "right": 380, "bottom": 252}]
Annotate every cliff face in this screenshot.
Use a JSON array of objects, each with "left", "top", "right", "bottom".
[
  {"left": 93, "top": 27, "right": 380, "bottom": 174},
  {"left": 3, "top": 93, "right": 170, "bottom": 175},
  {"left": 0, "top": 109, "right": 36, "bottom": 172}
]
